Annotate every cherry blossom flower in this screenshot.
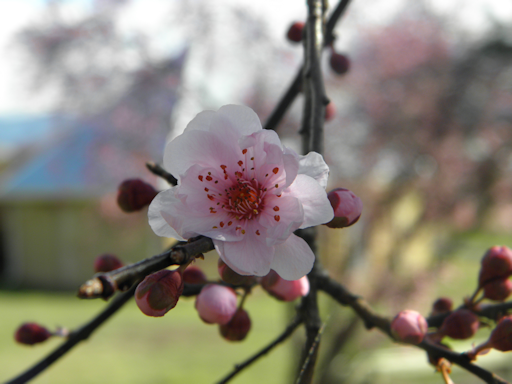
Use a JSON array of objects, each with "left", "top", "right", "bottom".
[{"left": 149, "top": 105, "right": 333, "bottom": 280}]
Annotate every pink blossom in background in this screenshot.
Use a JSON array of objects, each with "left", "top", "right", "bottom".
[
  {"left": 390, "top": 310, "right": 428, "bottom": 344},
  {"left": 149, "top": 105, "right": 333, "bottom": 280}
]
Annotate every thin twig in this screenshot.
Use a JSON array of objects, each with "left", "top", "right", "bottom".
[
  {"left": 263, "top": 0, "right": 353, "bottom": 131},
  {"left": 6, "top": 284, "right": 138, "bottom": 384},
  {"left": 78, "top": 236, "right": 214, "bottom": 299},
  {"left": 215, "top": 315, "right": 304, "bottom": 384},
  {"left": 296, "top": 319, "right": 327, "bottom": 384},
  {"left": 146, "top": 162, "right": 178, "bottom": 186}
]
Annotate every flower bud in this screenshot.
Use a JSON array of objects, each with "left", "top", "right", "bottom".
[
  {"left": 440, "top": 309, "right": 479, "bottom": 339},
  {"left": 195, "top": 284, "right": 238, "bottom": 325},
  {"left": 93, "top": 253, "right": 123, "bottom": 273},
  {"left": 391, "top": 310, "right": 428, "bottom": 344},
  {"left": 286, "top": 21, "right": 304, "bottom": 43},
  {"left": 483, "top": 277, "right": 512, "bottom": 301},
  {"left": 218, "top": 259, "right": 256, "bottom": 286},
  {"left": 479, "top": 246, "right": 512, "bottom": 287},
  {"left": 329, "top": 51, "right": 350, "bottom": 75},
  {"left": 261, "top": 270, "right": 309, "bottom": 301},
  {"left": 15, "top": 323, "right": 52, "bottom": 345},
  {"left": 489, "top": 315, "right": 512, "bottom": 352},
  {"left": 135, "top": 269, "right": 184, "bottom": 317},
  {"left": 117, "top": 178, "right": 158, "bottom": 213},
  {"left": 182, "top": 266, "right": 208, "bottom": 285},
  {"left": 325, "top": 102, "right": 336, "bottom": 122},
  {"left": 431, "top": 297, "right": 453, "bottom": 316},
  {"left": 219, "top": 308, "right": 251, "bottom": 341},
  {"left": 325, "top": 188, "right": 363, "bottom": 228}
]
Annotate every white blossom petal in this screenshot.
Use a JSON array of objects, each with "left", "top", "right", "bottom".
[
  {"left": 215, "top": 234, "right": 274, "bottom": 276},
  {"left": 270, "top": 234, "right": 315, "bottom": 280},
  {"left": 298, "top": 152, "right": 329, "bottom": 189},
  {"left": 284, "top": 174, "right": 334, "bottom": 228},
  {"left": 148, "top": 188, "right": 186, "bottom": 241}
]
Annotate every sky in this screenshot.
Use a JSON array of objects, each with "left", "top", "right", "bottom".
[{"left": 0, "top": 0, "right": 511, "bottom": 118}]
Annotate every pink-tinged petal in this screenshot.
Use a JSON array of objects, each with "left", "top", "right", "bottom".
[
  {"left": 298, "top": 152, "right": 329, "bottom": 189},
  {"left": 239, "top": 129, "right": 282, "bottom": 152},
  {"left": 164, "top": 129, "right": 241, "bottom": 180},
  {"left": 183, "top": 110, "right": 216, "bottom": 133},
  {"left": 282, "top": 152, "right": 300, "bottom": 188},
  {"left": 258, "top": 195, "right": 303, "bottom": 245},
  {"left": 284, "top": 174, "right": 334, "bottom": 229},
  {"left": 148, "top": 188, "right": 186, "bottom": 241},
  {"left": 217, "top": 105, "right": 263, "bottom": 137},
  {"left": 270, "top": 234, "right": 315, "bottom": 280},
  {"left": 215, "top": 234, "right": 274, "bottom": 276}
]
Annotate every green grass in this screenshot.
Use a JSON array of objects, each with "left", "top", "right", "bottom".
[{"left": 1, "top": 289, "right": 295, "bottom": 384}]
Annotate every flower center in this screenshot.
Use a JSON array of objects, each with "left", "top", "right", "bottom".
[{"left": 224, "top": 179, "right": 263, "bottom": 220}]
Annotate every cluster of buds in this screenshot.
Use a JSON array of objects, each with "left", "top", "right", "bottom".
[
  {"left": 260, "top": 270, "right": 309, "bottom": 302},
  {"left": 478, "top": 246, "right": 512, "bottom": 301}
]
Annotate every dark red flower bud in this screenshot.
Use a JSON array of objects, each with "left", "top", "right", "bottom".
[
  {"left": 440, "top": 309, "right": 479, "bottom": 340},
  {"left": 325, "top": 188, "right": 363, "bottom": 228},
  {"left": 286, "top": 22, "right": 304, "bottom": 43},
  {"left": 15, "top": 323, "right": 52, "bottom": 345},
  {"left": 135, "top": 269, "right": 184, "bottom": 317},
  {"left": 490, "top": 315, "right": 512, "bottom": 352},
  {"left": 479, "top": 246, "right": 512, "bottom": 287},
  {"left": 431, "top": 297, "right": 453, "bottom": 316},
  {"left": 218, "top": 259, "right": 256, "bottom": 286},
  {"left": 329, "top": 51, "right": 350, "bottom": 75},
  {"left": 325, "top": 102, "right": 336, "bottom": 122},
  {"left": 93, "top": 253, "right": 123, "bottom": 273},
  {"left": 219, "top": 308, "right": 251, "bottom": 341},
  {"left": 390, "top": 310, "right": 428, "bottom": 344},
  {"left": 183, "top": 266, "right": 208, "bottom": 285},
  {"left": 117, "top": 178, "right": 158, "bottom": 213},
  {"left": 483, "top": 277, "right": 512, "bottom": 301}
]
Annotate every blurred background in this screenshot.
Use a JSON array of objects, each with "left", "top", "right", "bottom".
[{"left": 1, "top": 0, "right": 512, "bottom": 383}]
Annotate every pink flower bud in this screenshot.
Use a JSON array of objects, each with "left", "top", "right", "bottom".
[
  {"left": 182, "top": 266, "right": 207, "bottom": 285},
  {"left": 391, "top": 310, "right": 428, "bottom": 344},
  {"left": 440, "top": 309, "right": 479, "bottom": 339},
  {"left": 135, "top": 269, "right": 184, "bottom": 317},
  {"left": 479, "top": 246, "right": 512, "bottom": 287},
  {"left": 261, "top": 270, "right": 309, "bottom": 301},
  {"left": 325, "top": 188, "right": 363, "bottom": 228},
  {"left": 218, "top": 259, "right": 256, "bottom": 286},
  {"left": 286, "top": 22, "right": 304, "bottom": 43},
  {"left": 15, "top": 323, "right": 52, "bottom": 345},
  {"left": 329, "top": 51, "right": 350, "bottom": 75},
  {"left": 489, "top": 315, "right": 512, "bottom": 352},
  {"left": 117, "top": 178, "right": 158, "bottom": 213},
  {"left": 93, "top": 253, "right": 123, "bottom": 273},
  {"left": 195, "top": 284, "right": 238, "bottom": 325},
  {"left": 483, "top": 277, "right": 512, "bottom": 301},
  {"left": 219, "top": 308, "right": 251, "bottom": 341},
  {"left": 431, "top": 297, "right": 453, "bottom": 316},
  {"left": 325, "top": 102, "right": 336, "bottom": 122}
]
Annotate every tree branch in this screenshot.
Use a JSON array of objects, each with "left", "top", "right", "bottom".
[
  {"left": 263, "top": 0, "right": 352, "bottom": 131},
  {"left": 78, "top": 236, "right": 214, "bottom": 299},
  {"left": 6, "top": 284, "right": 138, "bottom": 384},
  {"left": 215, "top": 315, "right": 304, "bottom": 384},
  {"left": 146, "top": 162, "right": 178, "bottom": 186}
]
